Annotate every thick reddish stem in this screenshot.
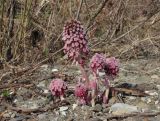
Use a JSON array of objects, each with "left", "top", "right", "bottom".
[{"left": 78, "top": 63, "right": 90, "bottom": 87}]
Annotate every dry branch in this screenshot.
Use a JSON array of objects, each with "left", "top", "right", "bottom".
[{"left": 86, "top": 0, "right": 109, "bottom": 32}]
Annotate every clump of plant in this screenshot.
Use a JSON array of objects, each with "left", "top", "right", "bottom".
[{"left": 49, "top": 19, "right": 119, "bottom": 107}]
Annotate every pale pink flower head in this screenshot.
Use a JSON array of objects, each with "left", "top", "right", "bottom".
[
  {"left": 74, "top": 83, "right": 88, "bottom": 105},
  {"left": 90, "top": 53, "right": 106, "bottom": 75},
  {"left": 104, "top": 57, "right": 119, "bottom": 78},
  {"left": 49, "top": 79, "right": 67, "bottom": 99},
  {"left": 62, "top": 19, "right": 89, "bottom": 65}
]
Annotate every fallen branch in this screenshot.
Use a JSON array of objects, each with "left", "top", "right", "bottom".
[{"left": 111, "top": 87, "right": 149, "bottom": 97}]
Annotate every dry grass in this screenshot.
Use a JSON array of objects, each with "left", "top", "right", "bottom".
[{"left": 0, "top": 0, "right": 160, "bottom": 67}]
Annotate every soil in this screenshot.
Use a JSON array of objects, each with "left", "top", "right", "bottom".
[{"left": 0, "top": 58, "right": 160, "bottom": 121}]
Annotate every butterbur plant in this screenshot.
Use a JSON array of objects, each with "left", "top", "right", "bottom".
[
  {"left": 49, "top": 19, "right": 120, "bottom": 107},
  {"left": 49, "top": 79, "right": 67, "bottom": 101}
]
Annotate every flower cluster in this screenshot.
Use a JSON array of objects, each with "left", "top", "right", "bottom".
[
  {"left": 62, "top": 19, "right": 89, "bottom": 64},
  {"left": 49, "top": 79, "right": 67, "bottom": 100},
  {"left": 90, "top": 53, "right": 106, "bottom": 75},
  {"left": 90, "top": 53, "right": 119, "bottom": 79},
  {"left": 104, "top": 57, "right": 119, "bottom": 78}
]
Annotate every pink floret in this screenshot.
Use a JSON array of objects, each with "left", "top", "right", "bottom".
[
  {"left": 104, "top": 57, "right": 119, "bottom": 77},
  {"left": 49, "top": 79, "right": 67, "bottom": 97},
  {"left": 74, "top": 83, "right": 88, "bottom": 105}
]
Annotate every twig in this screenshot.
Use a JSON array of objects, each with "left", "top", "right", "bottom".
[
  {"left": 2, "top": 100, "right": 70, "bottom": 114},
  {"left": 0, "top": 83, "right": 34, "bottom": 90},
  {"left": 76, "top": 0, "right": 84, "bottom": 20}
]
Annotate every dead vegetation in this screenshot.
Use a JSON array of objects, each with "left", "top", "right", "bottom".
[{"left": 0, "top": 0, "right": 159, "bottom": 66}]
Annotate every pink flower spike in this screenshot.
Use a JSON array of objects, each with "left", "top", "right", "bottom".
[
  {"left": 49, "top": 79, "right": 67, "bottom": 101},
  {"left": 62, "top": 19, "right": 89, "bottom": 62},
  {"left": 75, "top": 83, "right": 88, "bottom": 105}
]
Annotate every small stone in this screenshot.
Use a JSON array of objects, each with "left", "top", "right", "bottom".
[
  {"left": 37, "top": 81, "right": 46, "bottom": 88},
  {"left": 150, "top": 92, "right": 158, "bottom": 96},
  {"left": 72, "top": 104, "right": 78, "bottom": 110},
  {"left": 156, "top": 85, "right": 160, "bottom": 90},
  {"left": 40, "top": 64, "right": 49, "bottom": 71},
  {"left": 43, "top": 89, "right": 49, "bottom": 94},
  {"left": 59, "top": 106, "right": 69, "bottom": 111},
  {"left": 60, "top": 111, "right": 66, "bottom": 116},
  {"left": 11, "top": 113, "right": 16, "bottom": 118},
  {"left": 3, "top": 113, "right": 10, "bottom": 118},
  {"left": 51, "top": 68, "right": 58, "bottom": 72},
  {"left": 151, "top": 75, "right": 159, "bottom": 79},
  {"left": 128, "top": 96, "right": 136, "bottom": 100},
  {"left": 103, "top": 108, "right": 110, "bottom": 113},
  {"left": 155, "top": 101, "right": 159, "bottom": 105},
  {"left": 145, "top": 91, "right": 158, "bottom": 96},
  {"left": 147, "top": 98, "right": 151, "bottom": 104},
  {"left": 81, "top": 105, "right": 90, "bottom": 111},
  {"left": 92, "top": 104, "right": 102, "bottom": 112},
  {"left": 109, "top": 103, "right": 141, "bottom": 115},
  {"left": 38, "top": 113, "right": 48, "bottom": 121}
]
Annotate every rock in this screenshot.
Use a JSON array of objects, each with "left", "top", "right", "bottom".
[
  {"left": 11, "top": 113, "right": 16, "bottom": 118},
  {"left": 43, "top": 89, "right": 49, "bottom": 94},
  {"left": 59, "top": 106, "right": 69, "bottom": 111},
  {"left": 103, "top": 108, "right": 110, "bottom": 113},
  {"left": 128, "top": 96, "right": 136, "bottom": 100},
  {"left": 51, "top": 68, "right": 58, "bottom": 72},
  {"left": 145, "top": 91, "right": 158, "bottom": 96},
  {"left": 72, "top": 104, "right": 78, "bottom": 110},
  {"left": 40, "top": 64, "right": 49, "bottom": 71},
  {"left": 136, "top": 102, "right": 149, "bottom": 112},
  {"left": 81, "top": 105, "right": 90, "bottom": 111},
  {"left": 92, "top": 104, "right": 102, "bottom": 112},
  {"left": 151, "top": 75, "right": 159, "bottom": 79},
  {"left": 3, "top": 113, "right": 10, "bottom": 118},
  {"left": 37, "top": 81, "right": 47, "bottom": 88},
  {"left": 155, "top": 101, "right": 159, "bottom": 105},
  {"left": 38, "top": 113, "right": 58, "bottom": 121},
  {"left": 109, "top": 103, "right": 141, "bottom": 115},
  {"left": 156, "top": 85, "right": 160, "bottom": 90},
  {"left": 146, "top": 98, "right": 152, "bottom": 104},
  {"left": 60, "top": 111, "right": 67, "bottom": 116}
]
